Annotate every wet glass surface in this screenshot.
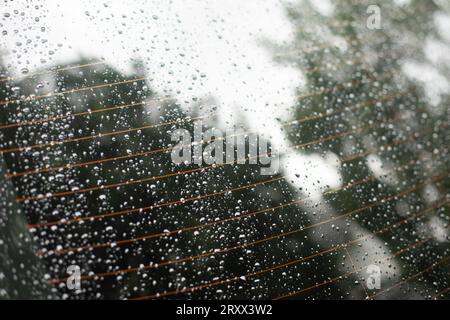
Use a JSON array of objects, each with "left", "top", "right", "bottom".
[{"left": 0, "top": 0, "right": 449, "bottom": 299}]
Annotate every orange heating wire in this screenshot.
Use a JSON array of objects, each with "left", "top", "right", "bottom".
[
  {"left": 0, "top": 58, "right": 298, "bottom": 107},
  {"left": 0, "top": 70, "right": 395, "bottom": 153},
  {"left": 272, "top": 237, "right": 435, "bottom": 300},
  {"left": 5, "top": 88, "right": 403, "bottom": 179},
  {"left": 27, "top": 114, "right": 441, "bottom": 229},
  {"left": 24, "top": 105, "right": 445, "bottom": 231},
  {"left": 6, "top": 127, "right": 257, "bottom": 179},
  {"left": 119, "top": 138, "right": 448, "bottom": 300},
  {"left": 0, "top": 80, "right": 255, "bottom": 129},
  {"left": 18, "top": 123, "right": 376, "bottom": 203},
  {"left": 41, "top": 132, "right": 448, "bottom": 264},
  {"left": 136, "top": 201, "right": 449, "bottom": 300},
  {"left": 45, "top": 171, "right": 448, "bottom": 285},
  {"left": 29, "top": 175, "right": 285, "bottom": 228},
  {"left": 17, "top": 129, "right": 376, "bottom": 205},
  {"left": 130, "top": 200, "right": 449, "bottom": 299},
  {"left": 25, "top": 121, "right": 380, "bottom": 227},
  {"left": 0, "top": 38, "right": 364, "bottom": 101},
  {"left": 7, "top": 123, "right": 204, "bottom": 179},
  {"left": 38, "top": 132, "right": 442, "bottom": 284},
  {"left": 0, "top": 110, "right": 210, "bottom": 154},
  {"left": 15, "top": 89, "right": 406, "bottom": 201},
  {"left": 0, "top": 56, "right": 327, "bottom": 130},
  {"left": 0, "top": 61, "right": 106, "bottom": 83},
  {"left": 40, "top": 136, "right": 444, "bottom": 257},
  {"left": 0, "top": 100, "right": 149, "bottom": 130},
  {"left": 432, "top": 286, "right": 450, "bottom": 300},
  {"left": 45, "top": 147, "right": 446, "bottom": 265},
  {"left": 0, "top": 76, "right": 149, "bottom": 107},
  {"left": 274, "top": 177, "right": 450, "bottom": 300},
  {"left": 274, "top": 206, "right": 450, "bottom": 298}
]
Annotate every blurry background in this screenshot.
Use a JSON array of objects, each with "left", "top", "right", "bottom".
[{"left": 0, "top": 0, "right": 449, "bottom": 299}]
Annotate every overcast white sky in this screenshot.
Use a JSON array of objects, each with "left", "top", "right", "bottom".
[{"left": 1, "top": 0, "right": 301, "bottom": 123}]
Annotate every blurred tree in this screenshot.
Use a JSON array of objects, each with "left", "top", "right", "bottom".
[
  {"left": 0, "top": 59, "right": 53, "bottom": 299},
  {"left": 275, "top": 0, "right": 450, "bottom": 299}
]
